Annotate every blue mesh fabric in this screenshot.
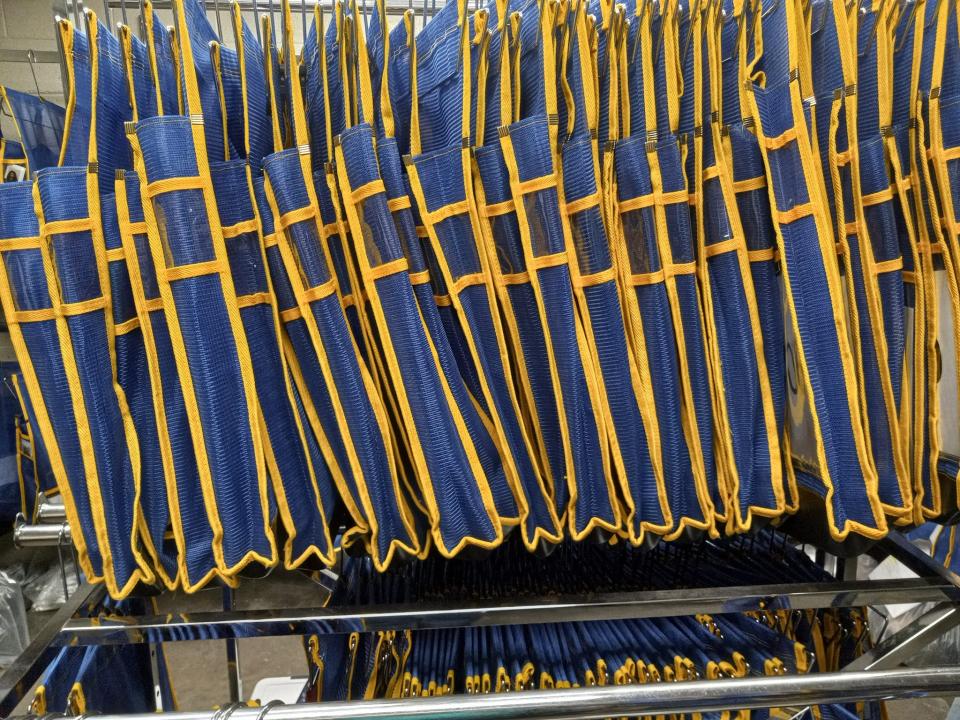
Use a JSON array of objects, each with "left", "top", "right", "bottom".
[
  {"left": 0, "top": 181, "right": 104, "bottom": 578},
  {"left": 562, "top": 132, "right": 668, "bottom": 538},
  {"left": 752, "top": 0, "right": 881, "bottom": 533},
  {"left": 93, "top": 21, "right": 135, "bottom": 198},
  {"left": 929, "top": 3, "right": 960, "bottom": 488},
  {"left": 135, "top": 114, "right": 273, "bottom": 570},
  {"left": 217, "top": 44, "right": 246, "bottom": 163},
  {"left": 182, "top": 0, "right": 233, "bottom": 161},
  {"left": 119, "top": 172, "right": 215, "bottom": 588},
  {"left": 61, "top": 25, "right": 92, "bottom": 167},
  {"left": 505, "top": 116, "right": 617, "bottom": 536},
  {"left": 339, "top": 123, "right": 502, "bottom": 553},
  {"left": 209, "top": 159, "right": 334, "bottom": 566},
  {"left": 615, "top": 137, "right": 704, "bottom": 527},
  {"left": 727, "top": 122, "right": 786, "bottom": 477},
  {"left": 127, "top": 33, "right": 159, "bottom": 120},
  {"left": 102, "top": 190, "right": 176, "bottom": 581},
  {"left": 12, "top": 373, "right": 56, "bottom": 496},
  {"left": 36, "top": 165, "right": 143, "bottom": 593},
  {"left": 262, "top": 148, "right": 418, "bottom": 567},
  {"left": 414, "top": 1, "right": 462, "bottom": 154},
  {"left": 3, "top": 90, "right": 65, "bottom": 172},
  {"left": 474, "top": 142, "right": 569, "bottom": 518},
  {"left": 235, "top": 16, "right": 272, "bottom": 169},
  {"left": 151, "top": 13, "right": 180, "bottom": 117}
]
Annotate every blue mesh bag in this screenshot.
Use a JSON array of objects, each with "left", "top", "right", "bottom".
[
  {"left": 747, "top": 0, "right": 886, "bottom": 538},
  {"left": 0, "top": 181, "right": 105, "bottom": 583},
  {"left": 885, "top": 2, "right": 933, "bottom": 519},
  {"left": 717, "top": 0, "right": 793, "bottom": 513},
  {"left": 497, "top": 0, "right": 621, "bottom": 539},
  {"left": 328, "top": 0, "right": 515, "bottom": 554},
  {"left": 472, "top": 0, "right": 573, "bottom": 530},
  {"left": 209, "top": 157, "right": 336, "bottom": 568},
  {"left": 647, "top": 0, "right": 724, "bottom": 528},
  {"left": 557, "top": 1, "right": 672, "bottom": 543},
  {"left": 907, "top": 0, "right": 960, "bottom": 519},
  {"left": 688, "top": 4, "right": 787, "bottom": 529},
  {"left": 118, "top": 25, "right": 158, "bottom": 123},
  {"left": 260, "top": 52, "right": 420, "bottom": 567},
  {"left": 10, "top": 372, "right": 57, "bottom": 518},
  {"left": 115, "top": 171, "right": 217, "bottom": 591},
  {"left": 1, "top": 89, "right": 64, "bottom": 174},
  {"left": 88, "top": 13, "right": 180, "bottom": 589},
  {"left": 294, "top": 12, "right": 369, "bottom": 360},
  {"left": 58, "top": 18, "right": 92, "bottom": 167},
  {"left": 924, "top": 0, "right": 960, "bottom": 500},
  {"left": 128, "top": 0, "right": 277, "bottom": 577},
  {"left": 181, "top": 0, "right": 235, "bottom": 161},
  {"left": 809, "top": 0, "right": 910, "bottom": 519},
  {"left": 34, "top": 162, "right": 151, "bottom": 598},
  {"left": 102, "top": 188, "right": 178, "bottom": 588},
  {"left": 615, "top": 9, "right": 714, "bottom": 536},
  {"left": 403, "top": 0, "right": 551, "bottom": 535},
  {"left": 143, "top": 2, "right": 181, "bottom": 117},
  {"left": 230, "top": 4, "right": 273, "bottom": 171}
]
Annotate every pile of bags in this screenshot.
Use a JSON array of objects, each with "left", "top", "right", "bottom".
[{"left": 0, "top": 0, "right": 957, "bottom": 596}]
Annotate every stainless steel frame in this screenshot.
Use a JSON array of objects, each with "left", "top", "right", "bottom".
[
  {"left": 53, "top": 577, "right": 957, "bottom": 645},
  {"left": 3, "top": 530, "right": 960, "bottom": 718}
]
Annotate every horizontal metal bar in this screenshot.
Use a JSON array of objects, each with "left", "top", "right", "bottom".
[
  {"left": 845, "top": 603, "right": 960, "bottom": 671},
  {"left": 877, "top": 531, "right": 960, "bottom": 601},
  {"left": 0, "top": 583, "right": 105, "bottom": 717},
  {"left": 13, "top": 519, "right": 72, "bottom": 548},
  {"left": 43, "top": 666, "right": 960, "bottom": 720},
  {"left": 0, "top": 49, "right": 60, "bottom": 64},
  {"left": 57, "top": 578, "right": 953, "bottom": 646}
]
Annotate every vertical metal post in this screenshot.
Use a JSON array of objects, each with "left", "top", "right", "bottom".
[
  {"left": 149, "top": 642, "right": 165, "bottom": 711},
  {"left": 102, "top": 0, "right": 113, "bottom": 27},
  {"left": 121, "top": 0, "right": 129, "bottom": 28},
  {"left": 214, "top": 0, "right": 223, "bottom": 38},
  {"left": 223, "top": 586, "right": 242, "bottom": 703},
  {"left": 301, "top": 0, "right": 308, "bottom": 48}
]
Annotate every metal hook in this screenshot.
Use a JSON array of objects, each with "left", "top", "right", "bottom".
[
  {"left": 858, "top": 4, "right": 881, "bottom": 57},
  {"left": 138, "top": 0, "right": 146, "bottom": 40},
  {"left": 102, "top": 0, "right": 113, "bottom": 28},
  {"left": 423, "top": 0, "right": 428, "bottom": 28},
  {"left": 212, "top": 0, "right": 223, "bottom": 39},
  {"left": 120, "top": 0, "right": 129, "bottom": 28},
  {"left": 269, "top": 0, "right": 277, "bottom": 43},
  {"left": 680, "top": 0, "right": 700, "bottom": 66},
  {"left": 894, "top": 0, "right": 918, "bottom": 52},
  {"left": 26, "top": 50, "right": 44, "bottom": 100},
  {"left": 924, "top": 0, "right": 942, "bottom": 28},
  {"left": 760, "top": 0, "right": 780, "bottom": 20},
  {"left": 302, "top": 0, "right": 308, "bottom": 48},
  {"left": 721, "top": 5, "right": 744, "bottom": 62}
]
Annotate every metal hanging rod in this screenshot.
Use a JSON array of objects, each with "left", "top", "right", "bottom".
[
  {"left": 55, "top": 576, "right": 956, "bottom": 646},
  {"left": 21, "top": 666, "right": 960, "bottom": 720}
]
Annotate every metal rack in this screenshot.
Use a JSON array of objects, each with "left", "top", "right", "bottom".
[{"left": 1, "top": 529, "right": 959, "bottom": 718}]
